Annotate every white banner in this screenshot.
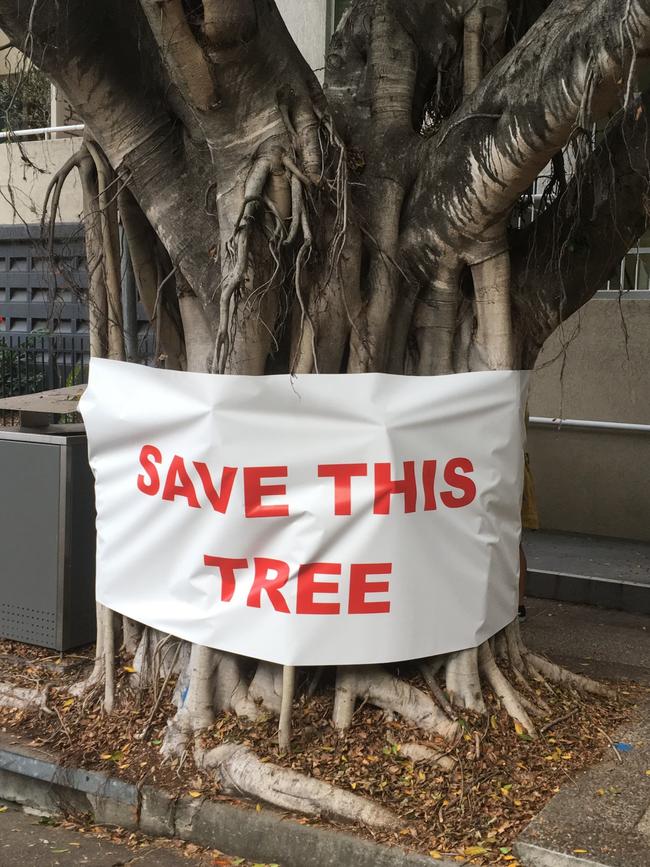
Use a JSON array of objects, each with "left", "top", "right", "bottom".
[{"left": 80, "top": 360, "right": 528, "bottom": 666}]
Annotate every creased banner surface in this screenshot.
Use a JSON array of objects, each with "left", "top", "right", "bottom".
[{"left": 80, "top": 360, "right": 529, "bottom": 666}]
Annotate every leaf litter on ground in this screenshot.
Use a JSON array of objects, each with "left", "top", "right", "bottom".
[{"left": 0, "top": 637, "right": 645, "bottom": 864}]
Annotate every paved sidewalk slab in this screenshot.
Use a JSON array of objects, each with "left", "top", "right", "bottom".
[
  {"left": 516, "top": 600, "right": 650, "bottom": 865},
  {"left": 0, "top": 803, "right": 219, "bottom": 866},
  {"left": 515, "top": 701, "right": 650, "bottom": 867},
  {"left": 522, "top": 599, "right": 650, "bottom": 684},
  {"left": 524, "top": 531, "right": 650, "bottom": 585}
]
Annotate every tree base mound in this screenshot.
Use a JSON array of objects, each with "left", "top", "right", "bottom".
[{"left": 0, "top": 638, "right": 638, "bottom": 864}]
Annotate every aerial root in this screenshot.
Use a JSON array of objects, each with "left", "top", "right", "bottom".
[
  {"left": 85, "top": 139, "right": 125, "bottom": 361},
  {"left": 42, "top": 148, "right": 84, "bottom": 257},
  {"left": 399, "top": 742, "right": 456, "bottom": 772},
  {"left": 197, "top": 742, "right": 395, "bottom": 829},
  {"left": 283, "top": 174, "right": 304, "bottom": 246},
  {"left": 282, "top": 154, "right": 312, "bottom": 188},
  {"left": 69, "top": 602, "right": 106, "bottom": 698},
  {"left": 212, "top": 111, "right": 345, "bottom": 374},
  {"left": 102, "top": 604, "right": 115, "bottom": 715},
  {"left": 525, "top": 652, "right": 616, "bottom": 698},
  {"left": 213, "top": 157, "right": 272, "bottom": 373},
  {"left": 0, "top": 683, "right": 50, "bottom": 713},
  {"left": 478, "top": 641, "right": 537, "bottom": 735},
  {"left": 278, "top": 665, "right": 295, "bottom": 753},
  {"left": 122, "top": 616, "right": 143, "bottom": 656},
  {"left": 446, "top": 648, "right": 486, "bottom": 712},
  {"left": 213, "top": 150, "right": 317, "bottom": 374},
  {"left": 333, "top": 666, "right": 459, "bottom": 740},
  {"left": 69, "top": 604, "right": 116, "bottom": 711},
  {"left": 291, "top": 207, "right": 318, "bottom": 373},
  {"left": 419, "top": 659, "right": 457, "bottom": 719}
]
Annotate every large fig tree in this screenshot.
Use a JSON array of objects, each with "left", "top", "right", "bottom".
[{"left": 0, "top": 0, "right": 647, "bottom": 826}]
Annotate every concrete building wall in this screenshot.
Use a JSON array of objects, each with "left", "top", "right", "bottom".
[
  {"left": 276, "top": 0, "right": 332, "bottom": 76},
  {"left": 527, "top": 297, "right": 650, "bottom": 541},
  {"left": 0, "top": 137, "right": 83, "bottom": 224},
  {"left": 0, "top": 29, "right": 23, "bottom": 77}
]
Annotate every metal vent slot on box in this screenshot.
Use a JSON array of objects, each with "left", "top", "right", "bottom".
[
  {"left": 0, "top": 426, "right": 96, "bottom": 651},
  {"left": 0, "top": 603, "right": 57, "bottom": 645}
]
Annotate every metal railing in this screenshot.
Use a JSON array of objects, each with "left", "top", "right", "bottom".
[
  {"left": 517, "top": 170, "right": 650, "bottom": 295},
  {"left": 0, "top": 124, "right": 85, "bottom": 141},
  {"left": 602, "top": 245, "right": 650, "bottom": 293},
  {"left": 529, "top": 416, "right": 650, "bottom": 435}
]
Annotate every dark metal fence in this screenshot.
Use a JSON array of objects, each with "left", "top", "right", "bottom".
[
  {"left": 0, "top": 333, "right": 89, "bottom": 424},
  {"left": 0, "top": 222, "right": 156, "bottom": 425}
]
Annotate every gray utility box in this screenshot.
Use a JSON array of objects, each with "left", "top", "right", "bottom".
[{"left": 0, "top": 425, "right": 96, "bottom": 651}]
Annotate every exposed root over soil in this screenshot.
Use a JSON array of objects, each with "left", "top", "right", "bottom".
[
  {"left": 198, "top": 742, "right": 395, "bottom": 829},
  {"left": 0, "top": 637, "right": 641, "bottom": 865}
]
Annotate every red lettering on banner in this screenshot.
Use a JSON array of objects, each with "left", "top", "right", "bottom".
[
  {"left": 162, "top": 455, "right": 200, "bottom": 508},
  {"left": 422, "top": 460, "right": 437, "bottom": 511},
  {"left": 318, "top": 463, "right": 368, "bottom": 515},
  {"left": 194, "top": 462, "right": 237, "bottom": 514},
  {"left": 440, "top": 458, "right": 476, "bottom": 508},
  {"left": 247, "top": 558, "right": 290, "bottom": 612},
  {"left": 348, "top": 563, "right": 392, "bottom": 614},
  {"left": 374, "top": 461, "right": 417, "bottom": 514},
  {"left": 296, "top": 563, "right": 341, "bottom": 615},
  {"left": 204, "top": 555, "right": 248, "bottom": 602},
  {"left": 137, "top": 445, "right": 162, "bottom": 495},
  {"left": 203, "top": 556, "right": 392, "bottom": 614},
  {"left": 244, "top": 466, "right": 289, "bottom": 518},
  {"left": 137, "top": 446, "right": 478, "bottom": 516}
]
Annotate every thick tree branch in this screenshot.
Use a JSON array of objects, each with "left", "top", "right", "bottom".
[
  {"left": 403, "top": 0, "right": 650, "bottom": 266},
  {"left": 139, "top": 0, "right": 216, "bottom": 111},
  {"left": 511, "top": 91, "right": 650, "bottom": 362}
]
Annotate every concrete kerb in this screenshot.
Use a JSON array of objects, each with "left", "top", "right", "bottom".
[
  {"left": 527, "top": 570, "right": 650, "bottom": 616},
  {"left": 0, "top": 734, "right": 445, "bottom": 867}
]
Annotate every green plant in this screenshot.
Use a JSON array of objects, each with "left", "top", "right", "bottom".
[
  {"left": 0, "top": 66, "right": 50, "bottom": 132},
  {"left": 0, "top": 336, "right": 46, "bottom": 397}
]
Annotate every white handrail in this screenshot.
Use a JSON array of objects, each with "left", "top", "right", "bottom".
[
  {"left": 0, "top": 124, "right": 85, "bottom": 140},
  {"left": 529, "top": 416, "right": 650, "bottom": 435}
]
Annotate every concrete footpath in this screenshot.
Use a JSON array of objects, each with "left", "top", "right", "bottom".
[
  {"left": 515, "top": 599, "right": 650, "bottom": 866},
  {"left": 515, "top": 699, "right": 650, "bottom": 867},
  {"left": 0, "top": 802, "right": 231, "bottom": 866},
  {"left": 522, "top": 597, "right": 650, "bottom": 684}
]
